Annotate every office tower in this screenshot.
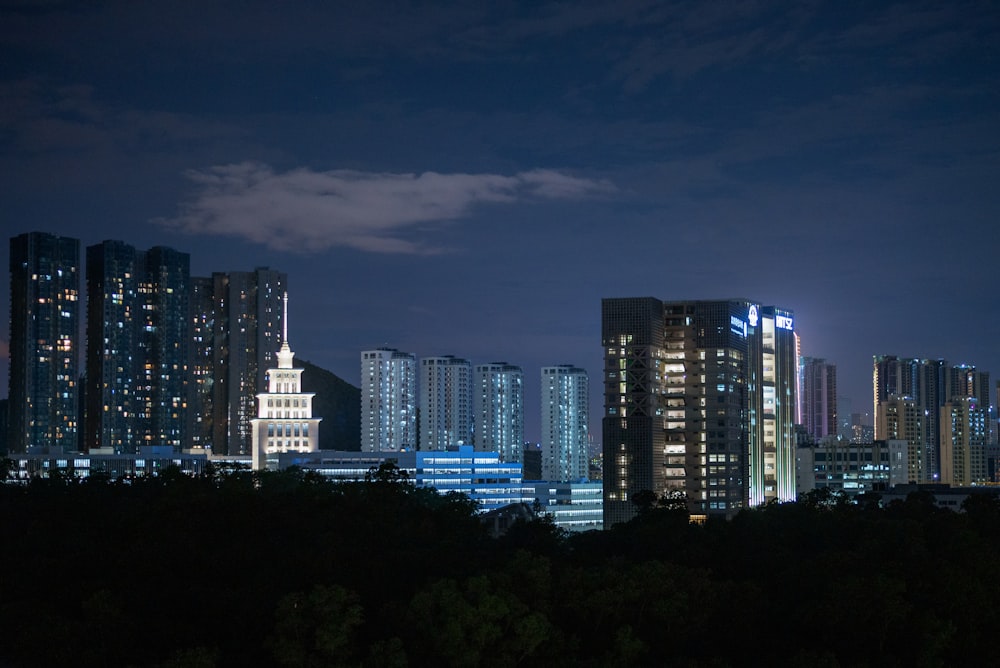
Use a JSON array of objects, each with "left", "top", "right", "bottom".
[
  {"left": 8, "top": 232, "right": 80, "bottom": 453},
  {"left": 473, "top": 362, "right": 524, "bottom": 462},
  {"left": 940, "top": 397, "right": 988, "bottom": 485},
  {"left": 541, "top": 365, "right": 589, "bottom": 482},
  {"left": 419, "top": 356, "right": 472, "bottom": 450},
  {"left": 876, "top": 396, "right": 926, "bottom": 482},
  {"left": 794, "top": 334, "right": 803, "bottom": 424},
  {"left": 251, "top": 294, "right": 320, "bottom": 469},
  {"left": 601, "top": 298, "right": 797, "bottom": 525},
  {"left": 799, "top": 358, "right": 837, "bottom": 441},
  {"left": 361, "top": 348, "right": 416, "bottom": 451},
  {"left": 754, "top": 306, "right": 798, "bottom": 506},
  {"left": 85, "top": 241, "right": 190, "bottom": 453},
  {"left": 208, "top": 268, "right": 286, "bottom": 455}
]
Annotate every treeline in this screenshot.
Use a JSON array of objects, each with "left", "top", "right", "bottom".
[{"left": 2, "top": 470, "right": 999, "bottom": 667}]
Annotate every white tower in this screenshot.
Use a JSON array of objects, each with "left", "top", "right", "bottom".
[
  {"left": 251, "top": 293, "right": 321, "bottom": 470},
  {"left": 541, "top": 365, "right": 589, "bottom": 481}
]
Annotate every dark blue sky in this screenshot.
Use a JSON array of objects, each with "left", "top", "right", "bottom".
[{"left": 2, "top": 0, "right": 998, "bottom": 442}]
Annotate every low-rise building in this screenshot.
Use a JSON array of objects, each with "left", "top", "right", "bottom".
[{"left": 796, "top": 439, "right": 909, "bottom": 496}]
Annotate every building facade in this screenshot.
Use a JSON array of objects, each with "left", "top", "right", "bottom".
[
  {"left": 796, "top": 439, "right": 909, "bottom": 496},
  {"left": 473, "top": 362, "right": 524, "bottom": 462},
  {"left": 540, "top": 365, "right": 589, "bottom": 482},
  {"left": 876, "top": 395, "right": 927, "bottom": 483},
  {"left": 8, "top": 232, "right": 81, "bottom": 453},
  {"left": 251, "top": 295, "right": 320, "bottom": 470},
  {"left": 273, "top": 445, "right": 535, "bottom": 512},
  {"left": 601, "top": 297, "right": 797, "bottom": 525},
  {"left": 188, "top": 276, "right": 215, "bottom": 450},
  {"left": 361, "top": 348, "right": 417, "bottom": 451},
  {"left": 205, "top": 268, "right": 287, "bottom": 455},
  {"left": 419, "top": 356, "right": 472, "bottom": 450},
  {"left": 940, "top": 397, "right": 989, "bottom": 485},
  {"left": 873, "top": 356, "right": 947, "bottom": 477},
  {"left": 85, "top": 241, "right": 190, "bottom": 453},
  {"left": 873, "top": 356, "right": 995, "bottom": 480},
  {"left": 799, "top": 357, "right": 837, "bottom": 441},
  {"left": 530, "top": 480, "right": 604, "bottom": 532}
]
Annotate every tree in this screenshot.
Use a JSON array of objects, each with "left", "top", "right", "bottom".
[
  {"left": 268, "top": 584, "right": 364, "bottom": 667},
  {"left": 365, "top": 461, "right": 410, "bottom": 484}
]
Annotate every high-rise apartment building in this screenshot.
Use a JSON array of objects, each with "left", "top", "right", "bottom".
[
  {"left": 8, "top": 232, "right": 81, "bottom": 453},
  {"left": 876, "top": 396, "right": 926, "bottom": 482},
  {"left": 251, "top": 294, "right": 320, "bottom": 470},
  {"left": 873, "top": 356, "right": 995, "bottom": 479},
  {"left": 473, "top": 362, "right": 524, "bottom": 462},
  {"left": 361, "top": 348, "right": 416, "bottom": 451},
  {"left": 203, "top": 268, "right": 286, "bottom": 455},
  {"left": 799, "top": 357, "right": 837, "bottom": 441},
  {"left": 85, "top": 241, "right": 190, "bottom": 453},
  {"left": 873, "top": 356, "right": 944, "bottom": 476},
  {"left": 601, "top": 297, "right": 797, "bottom": 525},
  {"left": 948, "top": 365, "right": 991, "bottom": 406},
  {"left": 940, "top": 397, "right": 989, "bottom": 485},
  {"left": 419, "top": 356, "right": 472, "bottom": 450},
  {"left": 541, "top": 365, "right": 589, "bottom": 482},
  {"left": 188, "top": 276, "right": 215, "bottom": 450}
]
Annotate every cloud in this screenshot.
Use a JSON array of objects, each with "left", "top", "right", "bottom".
[{"left": 157, "top": 162, "right": 616, "bottom": 254}]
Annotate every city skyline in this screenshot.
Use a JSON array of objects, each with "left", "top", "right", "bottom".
[
  {"left": 2, "top": 227, "right": 997, "bottom": 450},
  {"left": 2, "top": 2, "right": 998, "bottom": 443}
]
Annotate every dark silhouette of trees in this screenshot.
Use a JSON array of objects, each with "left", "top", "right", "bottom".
[{"left": 3, "top": 471, "right": 1000, "bottom": 666}]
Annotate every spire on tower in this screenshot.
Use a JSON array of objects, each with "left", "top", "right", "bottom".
[
  {"left": 276, "top": 291, "right": 294, "bottom": 369},
  {"left": 283, "top": 291, "right": 289, "bottom": 345}
]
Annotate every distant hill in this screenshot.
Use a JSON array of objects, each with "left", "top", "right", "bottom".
[{"left": 298, "top": 359, "right": 361, "bottom": 451}]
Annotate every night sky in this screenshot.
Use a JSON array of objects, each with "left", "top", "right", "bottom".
[{"left": 2, "top": 1, "right": 998, "bottom": 444}]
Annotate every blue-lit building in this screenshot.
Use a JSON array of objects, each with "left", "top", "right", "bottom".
[
  {"left": 530, "top": 480, "right": 603, "bottom": 531},
  {"left": 274, "top": 445, "right": 535, "bottom": 512}
]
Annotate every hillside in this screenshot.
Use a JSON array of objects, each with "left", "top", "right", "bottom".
[{"left": 297, "top": 358, "right": 361, "bottom": 451}]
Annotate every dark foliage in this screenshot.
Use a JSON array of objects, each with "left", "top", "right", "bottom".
[{"left": 2, "top": 477, "right": 999, "bottom": 667}]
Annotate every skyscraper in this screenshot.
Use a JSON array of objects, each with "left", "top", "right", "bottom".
[
  {"left": 8, "top": 232, "right": 80, "bottom": 453},
  {"left": 361, "top": 348, "right": 416, "bottom": 451},
  {"left": 473, "top": 362, "right": 524, "bottom": 462},
  {"left": 85, "top": 241, "right": 190, "bottom": 452},
  {"left": 541, "top": 365, "right": 589, "bottom": 482},
  {"left": 251, "top": 294, "right": 320, "bottom": 470},
  {"left": 601, "top": 297, "right": 797, "bottom": 525},
  {"left": 205, "top": 268, "right": 287, "bottom": 455},
  {"left": 419, "top": 356, "right": 472, "bottom": 450},
  {"left": 799, "top": 357, "right": 837, "bottom": 441}
]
